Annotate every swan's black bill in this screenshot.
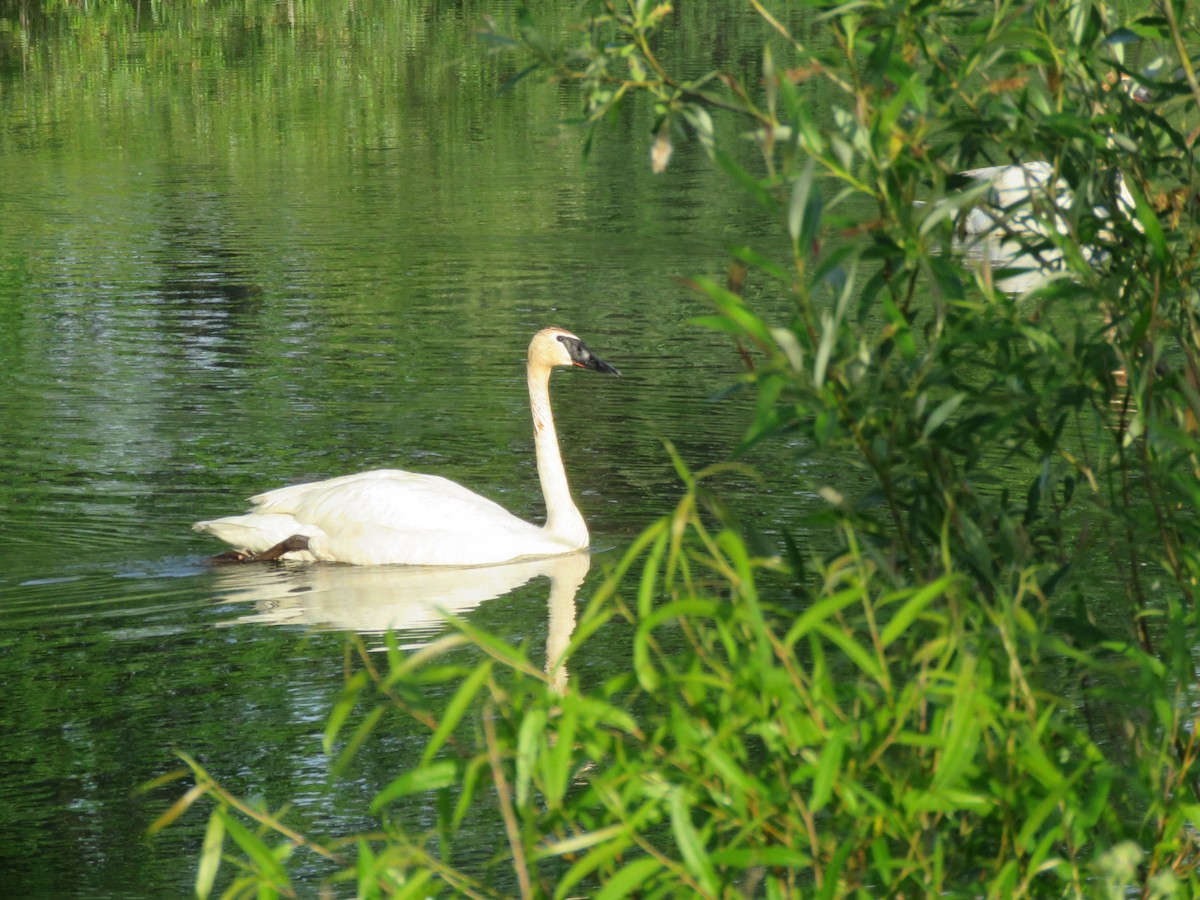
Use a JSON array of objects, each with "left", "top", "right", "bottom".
[{"left": 559, "top": 335, "right": 621, "bottom": 376}]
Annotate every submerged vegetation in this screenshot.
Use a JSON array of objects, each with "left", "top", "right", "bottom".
[{"left": 149, "top": 0, "right": 1200, "bottom": 896}]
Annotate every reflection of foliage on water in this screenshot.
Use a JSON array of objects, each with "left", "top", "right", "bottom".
[
  {"left": 1, "top": 0, "right": 510, "bottom": 151},
  {"left": 148, "top": 0, "right": 1200, "bottom": 896}
]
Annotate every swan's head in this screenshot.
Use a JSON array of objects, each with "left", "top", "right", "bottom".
[{"left": 530, "top": 327, "right": 621, "bottom": 376}]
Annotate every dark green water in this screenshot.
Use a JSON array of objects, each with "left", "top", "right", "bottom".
[{"left": 0, "top": 2, "right": 805, "bottom": 895}]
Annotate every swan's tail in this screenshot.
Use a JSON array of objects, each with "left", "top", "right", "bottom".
[{"left": 193, "top": 513, "right": 321, "bottom": 557}]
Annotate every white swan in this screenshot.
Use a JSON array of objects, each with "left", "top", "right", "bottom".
[
  {"left": 946, "top": 74, "right": 1150, "bottom": 239},
  {"left": 194, "top": 328, "right": 620, "bottom": 566},
  {"left": 950, "top": 160, "right": 1137, "bottom": 238}
]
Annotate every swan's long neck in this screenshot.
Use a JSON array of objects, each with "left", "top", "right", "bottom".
[{"left": 528, "top": 362, "right": 589, "bottom": 549}]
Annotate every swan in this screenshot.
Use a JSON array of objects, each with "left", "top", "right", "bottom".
[
  {"left": 194, "top": 328, "right": 620, "bottom": 566},
  {"left": 937, "top": 76, "right": 1150, "bottom": 240},
  {"left": 950, "top": 161, "right": 1137, "bottom": 238}
]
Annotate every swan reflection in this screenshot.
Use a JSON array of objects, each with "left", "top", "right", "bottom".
[{"left": 210, "top": 552, "right": 590, "bottom": 679}]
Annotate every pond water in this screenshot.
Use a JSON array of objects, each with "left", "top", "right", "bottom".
[{"left": 0, "top": 2, "right": 811, "bottom": 895}]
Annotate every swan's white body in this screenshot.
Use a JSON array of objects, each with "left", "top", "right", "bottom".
[
  {"left": 194, "top": 328, "right": 619, "bottom": 566},
  {"left": 954, "top": 161, "right": 1136, "bottom": 238},
  {"left": 937, "top": 75, "right": 1148, "bottom": 241}
]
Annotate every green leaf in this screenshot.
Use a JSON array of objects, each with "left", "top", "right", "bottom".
[
  {"left": 815, "top": 621, "right": 882, "bottom": 680},
  {"left": 880, "top": 294, "right": 915, "bottom": 361},
  {"left": 387, "top": 634, "right": 472, "bottom": 682},
  {"left": 680, "top": 103, "right": 715, "bottom": 155},
  {"left": 1015, "top": 772, "right": 1077, "bottom": 851},
  {"left": 788, "top": 158, "right": 821, "bottom": 250},
  {"left": 372, "top": 760, "right": 459, "bottom": 812},
  {"left": 932, "top": 655, "right": 982, "bottom": 789},
  {"left": 713, "top": 147, "right": 778, "bottom": 211},
  {"left": 195, "top": 808, "right": 225, "bottom": 899},
  {"left": 422, "top": 660, "right": 493, "bottom": 765},
  {"left": 762, "top": 43, "right": 776, "bottom": 118},
  {"left": 819, "top": 837, "right": 856, "bottom": 900},
  {"left": 921, "top": 392, "right": 965, "bottom": 440},
  {"left": 814, "top": 310, "right": 836, "bottom": 389},
  {"left": 393, "top": 870, "right": 434, "bottom": 900},
  {"left": 451, "top": 754, "right": 490, "bottom": 829},
  {"left": 539, "top": 823, "right": 626, "bottom": 859},
  {"left": 638, "top": 527, "right": 670, "bottom": 621},
  {"left": 148, "top": 782, "right": 208, "bottom": 836},
  {"left": 570, "top": 695, "right": 639, "bottom": 734},
  {"left": 690, "top": 314, "right": 751, "bottom": 338},
  {"left": 594, "top": 856, "right": 664, "bottom": 900},
  {"left": 543, "top": 703, "right": 577, "bottom": 809},
  {"left": 784, "top": 586, "right": 865, "bottom": 647},
  {"left": 451, "top": 621, "right": 536, "bottom": 674},
  {"left": 918, "top": 179, "right": 995, "bottom": 237},
  {"left": 710, "top": 846, "right": 812, "bottom": 868},
  {"left": 1122, "top": 173, "right": 1168, "bottom": 263},
  {"left": 553, "top": 829, "right": 636, "bottom": 899},
  {"left": 879, "top": 577, "right": 952, "bottom": 647},
  {"left": 323, "top": 670, "right": 368, "bottom": 755},
  {"left": 811, "top": 728, "right": 845, "bottom": 812},
  {"left": 219, "top": 809, "right": 290, "bottom": 889},
  {"left": 496, "top": 62, "right": 541, "bottom": 96},
  {"left": 700, "top": 747, "right": 762, "bottom": 810},
  {"left": 670, "top": 786, "right": 717, "bottom": 894},
  {"left": 515, "top": 707, "right": 547, "bottom": 809},
  {"left": 686, "top": 276, "right": 775, "bottom": 347},
  {"left": 729, "top": 244, "right": 791, "bottom": 283},
  {"left": 332, "top": 704, "right": 386, "bottom": 777},
  {"left": 634, "top": 600, "right": 721, "bottom": 690},
  {"left": 355, "top": 837, "right": 376, "bottom": 899}
]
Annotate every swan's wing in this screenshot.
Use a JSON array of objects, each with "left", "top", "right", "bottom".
[
  {"left": 959, "top": 164, "right": 1007, "bottom": 182},
  {"left": 250, "top": 468, "right": 529, "bottom": 536},
  {"left": 248, "top": 469, "right": 424, "bottom": 509},
  {"left": 959, "top": 161, "right": 1053, "bottom": 185},
  {"left": 198, "top": 468, "right": 562, "bottom": 565}
]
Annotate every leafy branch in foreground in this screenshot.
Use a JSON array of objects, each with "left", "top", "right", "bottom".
[{"left": 152, "top": 455, "right": 1194, "bottom": 897}]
